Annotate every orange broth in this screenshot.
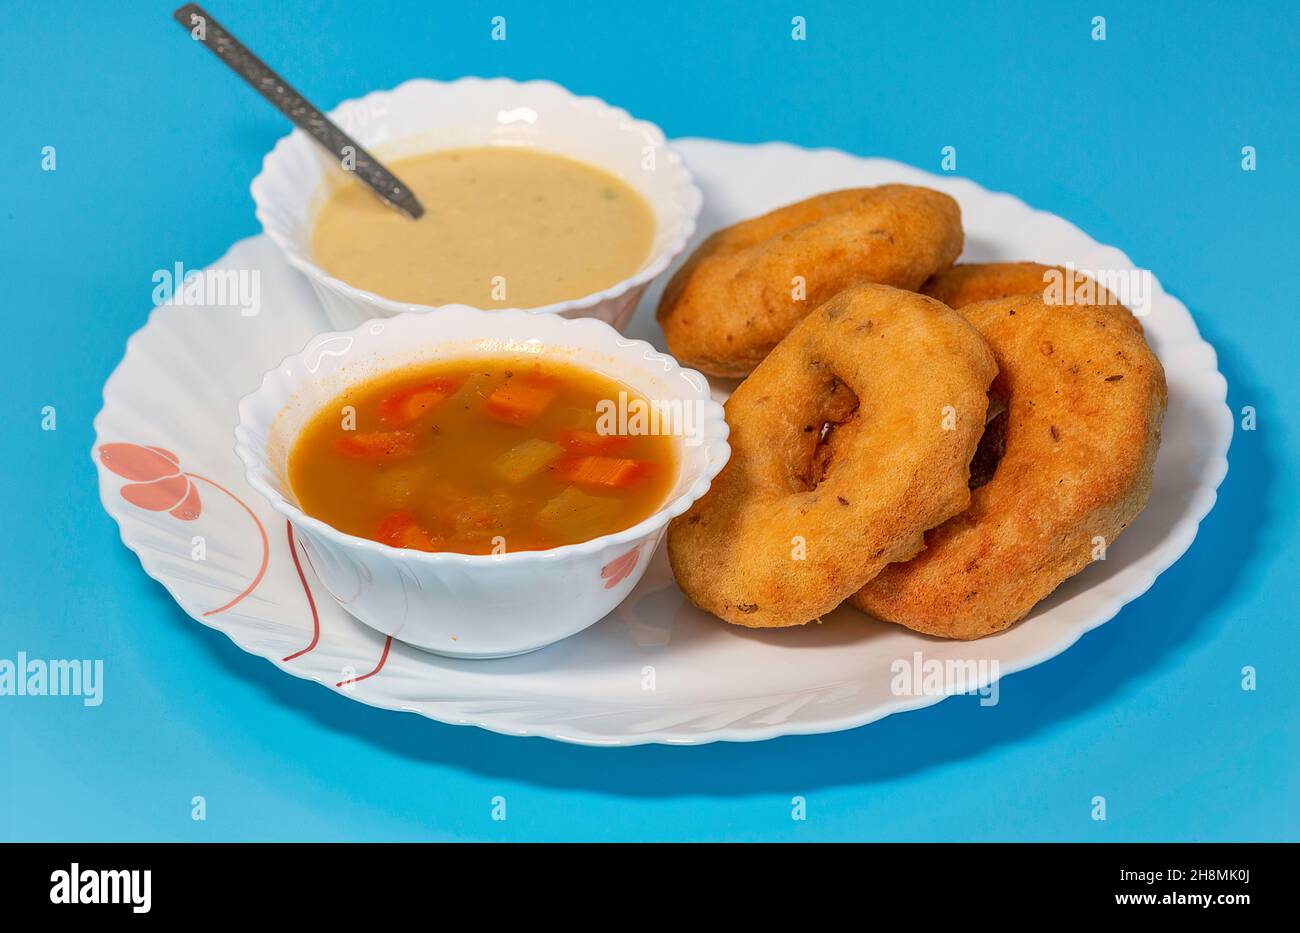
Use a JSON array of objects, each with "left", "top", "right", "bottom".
[{"left": 287, "top": 357, "right": 677, "bottom": 554}]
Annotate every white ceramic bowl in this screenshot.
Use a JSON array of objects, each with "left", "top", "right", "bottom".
[
  {"left": 233, "top": 307, "right": 729, "bottom": 658},
  {"left": 251, "top": 77, "right": 703, "bottom": 332}
]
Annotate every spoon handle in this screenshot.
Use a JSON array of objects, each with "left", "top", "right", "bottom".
[{"left": 172, "top": 3, "right": 424, "bottom": 219}]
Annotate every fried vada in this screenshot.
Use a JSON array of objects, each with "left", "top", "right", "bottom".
[
  {"left": 657, "top": 185, "right": 964, "bottom": 378},
  {"left": 668, "top": 284, "right": 996, "bottom": 628},
  {"left": 922, "top": 262, "right": 1143, "bottom": 334},
  {"left": 850, "top": 294, "right": 1167, "bottom": 639}
]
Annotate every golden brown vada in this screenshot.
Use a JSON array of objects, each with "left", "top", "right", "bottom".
[
  {"left": 922, "top": 262, "right": 1143, "bottom": 334},
  {"left": 657, "top": 186, "right": 964, "bottom": 378},
  {"left": 668, "top": 284, "right": 996, "bottom": 628},
  {"left": 850, "top": 294, "right": 1167, "bottom": 639}
]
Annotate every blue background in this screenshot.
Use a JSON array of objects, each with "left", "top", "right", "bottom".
[{"left": 2, "top": 0, "right": 1295, "bottom": 841}]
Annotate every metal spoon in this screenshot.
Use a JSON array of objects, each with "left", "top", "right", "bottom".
[{"left": 172, "top": 3, "right": 424, "bottom": 219}]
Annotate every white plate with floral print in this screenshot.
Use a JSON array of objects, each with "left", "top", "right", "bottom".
[{"left": 92, "top": 139, "right": 1231, "bottom": 746}]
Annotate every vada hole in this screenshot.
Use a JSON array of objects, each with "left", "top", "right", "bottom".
[
  {"left": 804, "top": 378, "right": 861, "bottom": 490},
  {"left": 968, "top": 393, "right": 1009, "bottom": 490}
]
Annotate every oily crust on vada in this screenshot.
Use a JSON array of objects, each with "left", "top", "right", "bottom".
[
  {"left": 667, "top": 283, "right": 996, "bottom": 628},
  {"left": 922, "top": 261, "right": 1143, "bottom": 334},
  {"left": 657, "top": 185, "right": 964, "bottom": 378},
  {"left": 850, "top": 294, "right": 1167, "bottom": 639}
]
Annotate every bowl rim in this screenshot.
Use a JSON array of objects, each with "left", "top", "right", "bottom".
[
  {"left": 233, "top": 306, "right": 730, "bottom": 567},
  {"left": 249, "top": 75, "right": 704, "bottom": 318}
]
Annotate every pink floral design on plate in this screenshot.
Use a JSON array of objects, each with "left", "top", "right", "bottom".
[
  {"left": 98, "top": 442, "right": 268, "bottom": 617},
  {"left": 99, "top": 443, "right": 201, "bottom": 519},
  {"left": 601, "top": 547, "right": 640, "bottom": 590},
  {"left": 99, "top": 444, "right": 391, "bottom": 683}
]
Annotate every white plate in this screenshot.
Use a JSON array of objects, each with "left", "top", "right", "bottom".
[{"left": 93, "top": 139, "right": 1232, "bottom": 746}]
